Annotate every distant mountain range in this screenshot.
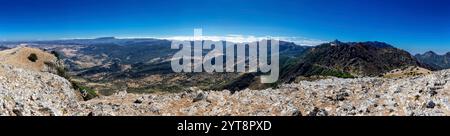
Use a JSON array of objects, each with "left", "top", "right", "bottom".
[
  {"left": 224, "top": 40, "right": 429, "bottom": 90},
  {"left": 415, "top": 51, "right": 450, "bottom": 70},
  {"left": 1, "top": 37, "right": 449, "bottom": 94}
]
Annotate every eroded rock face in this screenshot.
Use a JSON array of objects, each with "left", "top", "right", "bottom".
[{"left": 0, "top": 64, "right": 82, "bottom": 116}]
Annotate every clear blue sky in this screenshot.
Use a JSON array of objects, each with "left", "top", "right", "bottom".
[{"left": 0, "top": 0, "right": 449, "bottom": 54}]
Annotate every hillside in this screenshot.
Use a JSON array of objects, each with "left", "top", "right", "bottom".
[
  {"left": 9, "top": 39, "right": 432, "bottom": 93},
  {"left": 0, "top": 47, "right": 83, "bottom": 115},
  {"left": 0, "top": 46, "right": 8, "bottom": 51},
  {"left": 280, "top": 40, "right": 424, "bottom": 82},
  {"left": 415, "top": 51, "right": 450, "bottom": 70}
]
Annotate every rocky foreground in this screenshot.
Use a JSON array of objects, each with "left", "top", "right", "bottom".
[
  {"left": 1, "top": 60, "right": 449, "bottom": 116},
  {"left": 0, "top": 64, "right": 82, "bottom": 116}
]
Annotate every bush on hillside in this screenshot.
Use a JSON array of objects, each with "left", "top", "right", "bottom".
[{"left": 28, "top": 53, "right": 38, "bottom": 62}]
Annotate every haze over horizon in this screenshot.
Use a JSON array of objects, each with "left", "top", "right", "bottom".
[{"left": 0, "top": 0, "right": 449, "bottom": 54}]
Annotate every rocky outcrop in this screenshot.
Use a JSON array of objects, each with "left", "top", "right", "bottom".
[
  {"left": 1, "top": 47, "right": 450, "bottom": 116},
  {"left": 0, "top": 64, "right": 82, "bottom": 116}
]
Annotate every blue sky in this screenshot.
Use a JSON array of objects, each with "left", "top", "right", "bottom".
[{"left": 0, "top": 0, "right": 449, "bottom": 54}]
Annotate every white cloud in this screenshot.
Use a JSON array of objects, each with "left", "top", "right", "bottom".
[{"left": 160, "top": 35, "right": 327, "bottom": 46}]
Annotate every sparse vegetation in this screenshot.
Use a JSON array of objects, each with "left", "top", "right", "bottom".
[
  {"left": 307, "top": 65, "right": 355, "bottom": 78},
  {"left": 383, "top": 66, "right": 431, "bottom": 78}
]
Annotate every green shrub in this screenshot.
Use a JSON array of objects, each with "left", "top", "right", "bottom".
[{"left": 28, "top": 53, "right": 38, "bottom": 62}]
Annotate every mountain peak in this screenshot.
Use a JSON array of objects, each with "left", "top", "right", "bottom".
[{"left": 355, "top": 41, "right": 393, "bottom": 48}]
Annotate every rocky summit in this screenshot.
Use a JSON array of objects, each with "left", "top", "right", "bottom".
[{"left": 82, "top": 69, "right": 450, "bottom": 116}]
